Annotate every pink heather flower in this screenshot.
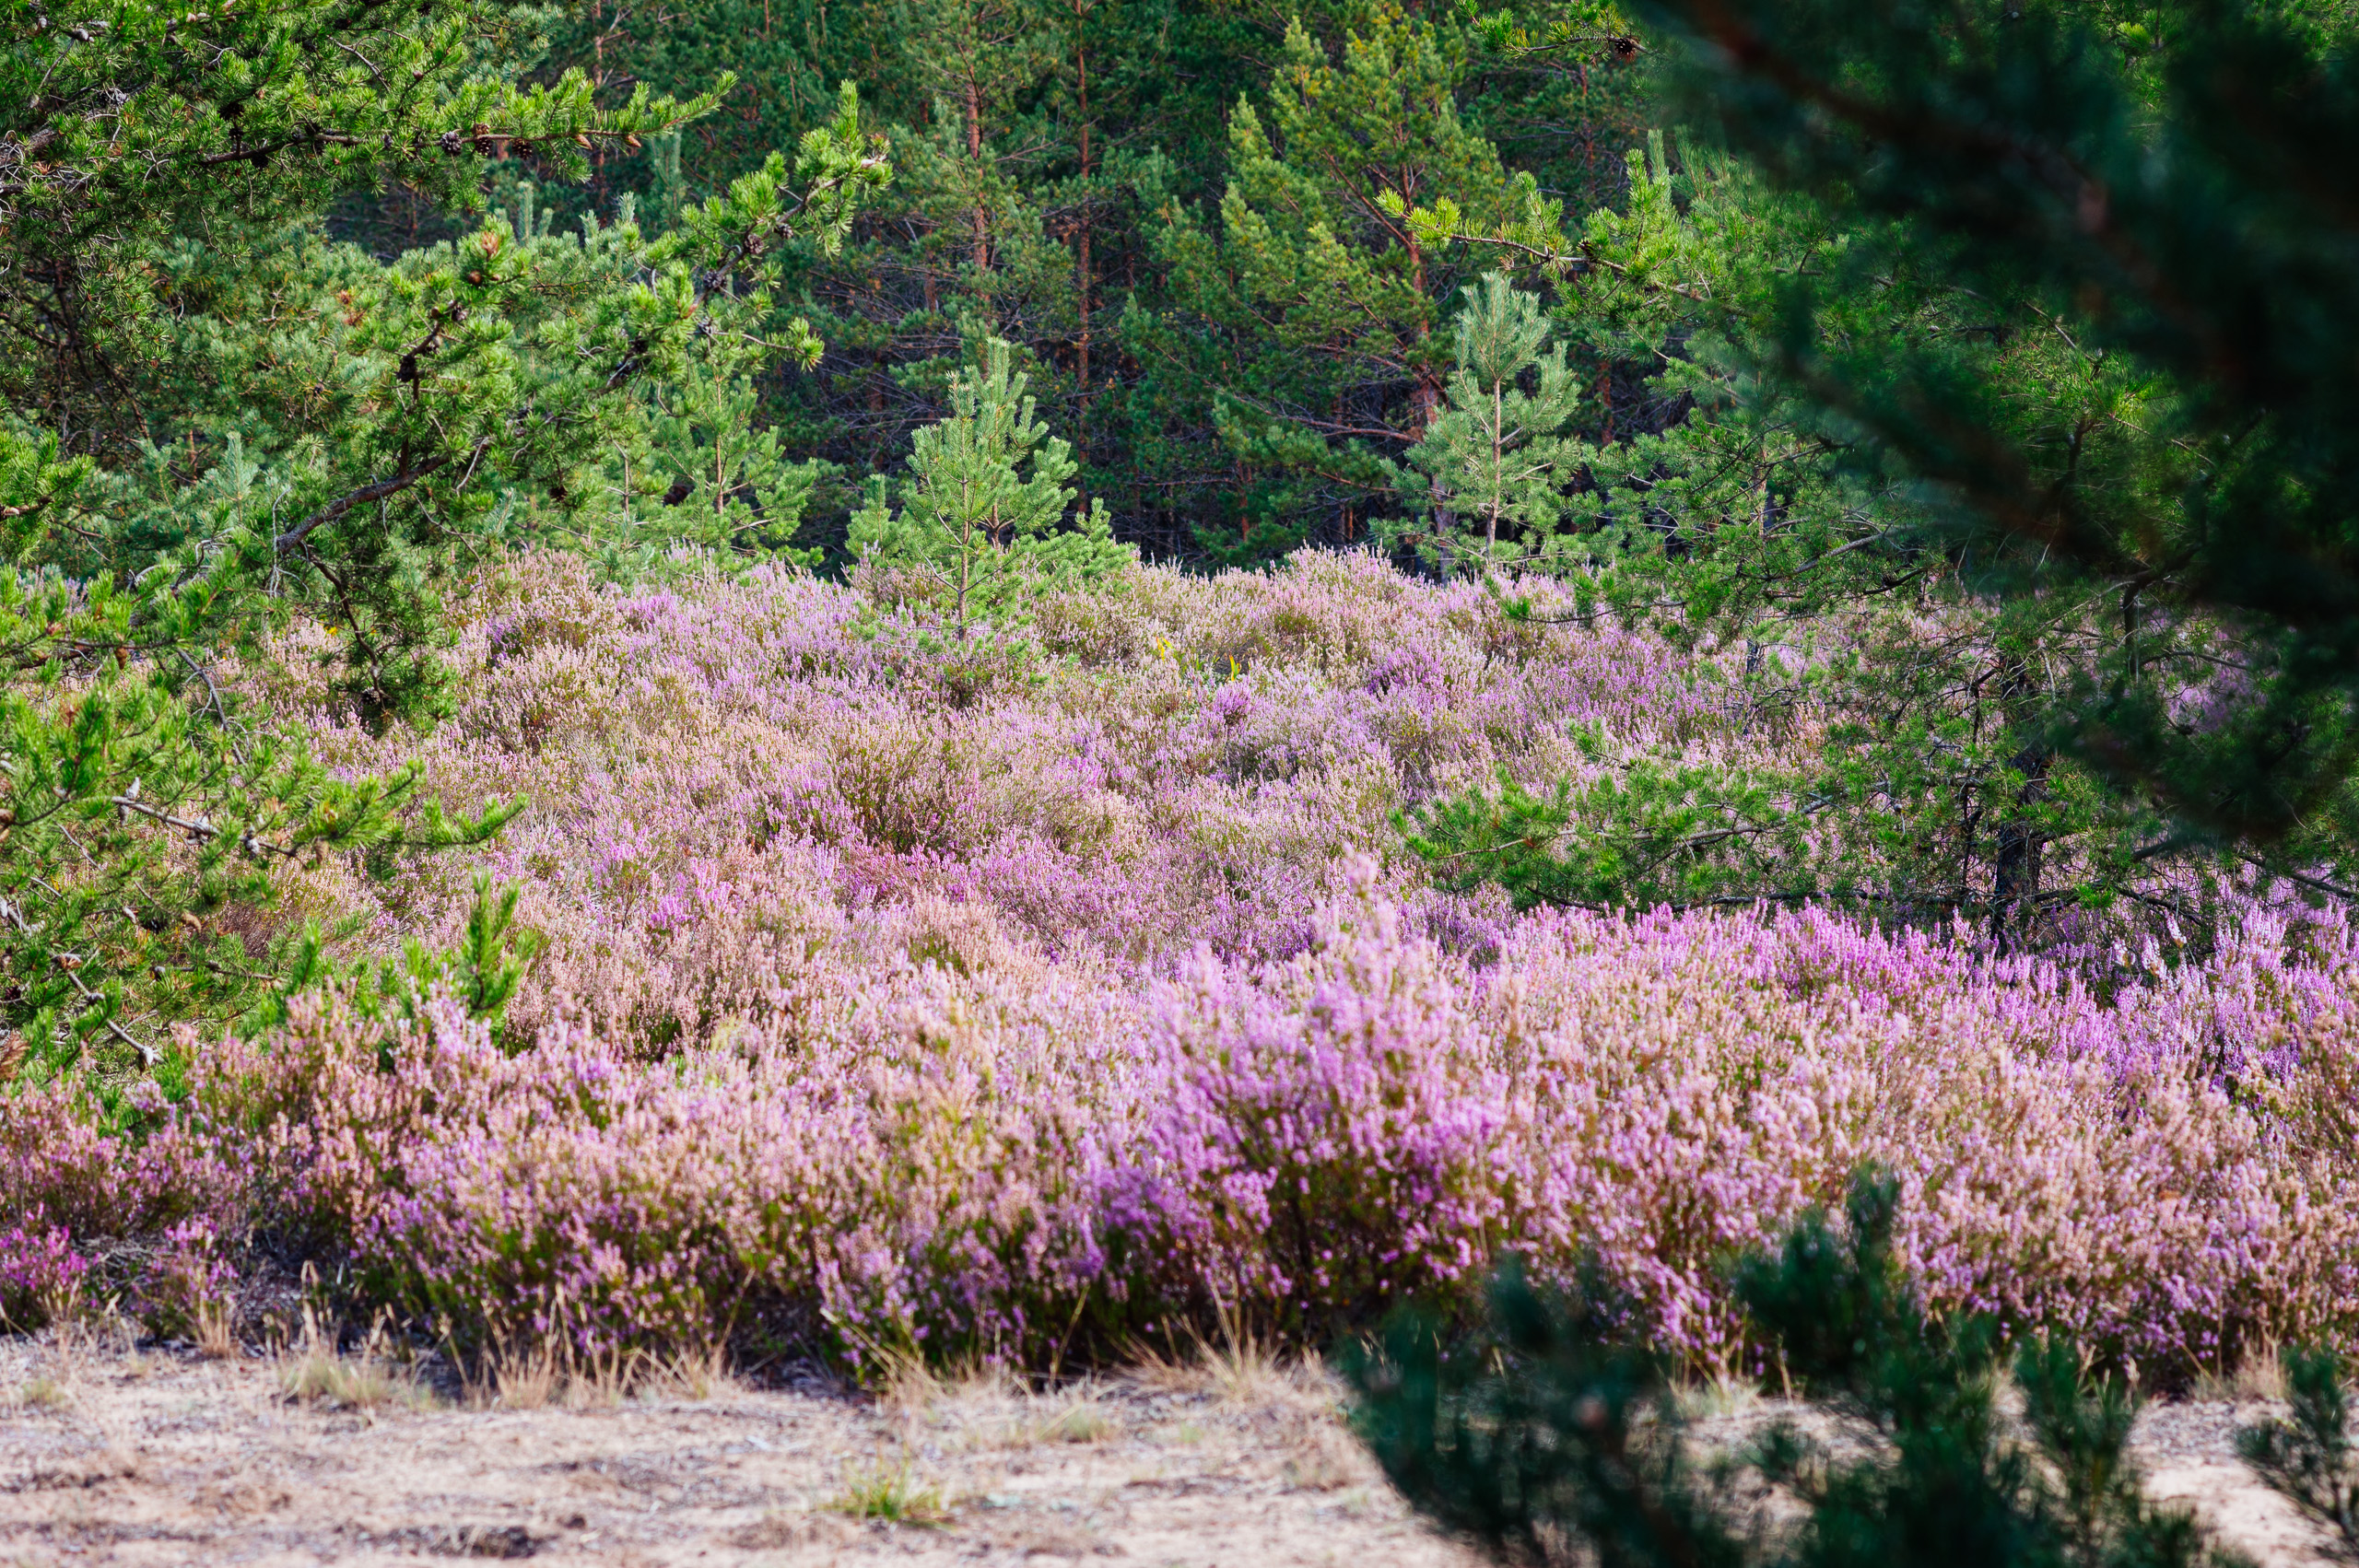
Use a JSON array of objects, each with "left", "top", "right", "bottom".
[{"left": 7, "top": 548, "right": 2337, "bottom": 1377}]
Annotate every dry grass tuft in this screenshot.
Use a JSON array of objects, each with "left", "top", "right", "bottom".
[
  {"left": 1124, "top": 1310, "right": 1307, "bottom": 1408},
  {"left": 967, "top": 1386, "right": 1125, "bottom": 1450},
  {"left": 11, "top": 1376, "right": 70, "bottom": 1412},
  {"left": 479, "top": 1339, "right": 565, "bottom": 1411},
  {"left": 1035, "top": 1394, "right": 1121, "bottom": 1445},
  {"left": 1675, "top": 1374, "right": 1765, "bottom": 1422},
  {"left": 634, "top": 1345, "right": 738, "bottom": 1403},
  {"left": 2192, "top": 1342, "right": 2287, "bottom": 1404},
  {"left": 825, "top": 1454, "right": 954, "bottom": 1527},
  {"left": 1279, "top": 1413, "right": 1367, "bottom": 1492},
  {"left": 277, "top": 1311, "right": 434, "bottom": 1412},
  {"left": 277, "top": 1346, "right": 434, "bottom": 1412},
  {"left": 191, "top": 1295, "right": 239, "bottom": 1361}
]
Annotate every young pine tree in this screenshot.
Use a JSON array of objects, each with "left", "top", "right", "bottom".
[
  {"left": 848, "top": 338, "right": 1131, "bottom": 642},
  {"left": 1627, "top": 0, "right": 2359, "bottom": 866},
  {"left": 643, "top": 360, "right": 825, "bottom": 566},
  {"left": 1350, "top": 1171, "right": 2249, "bottom": 1568},
  {"left": 0, "top": 0, "right": 886, "bottom": 1080},
  {"left": 1400, "top": 273, "right": 1586, "bottom": 575}
]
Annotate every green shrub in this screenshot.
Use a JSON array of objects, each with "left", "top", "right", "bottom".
[{"left": 1349, "top": 1171, "right": 2251, "bottom": 1568}]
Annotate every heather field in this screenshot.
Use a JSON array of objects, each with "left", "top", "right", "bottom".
[
  {"left": 11, "top": 552, "right": 2358, "bottom": 1393},
  {"left": 12, "top": 0, "right": 2359, "bottom": 1556}
]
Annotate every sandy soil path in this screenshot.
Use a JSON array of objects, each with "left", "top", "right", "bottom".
[{"left": 0, "top": 1337, "right": 2340, "bottom": 1567}]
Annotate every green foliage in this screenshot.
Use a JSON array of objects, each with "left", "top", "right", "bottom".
[
  {"left": 259, "top": 873, "right": 546, "bottom": 1045},
  {"left": 1351, "top": 1254, "right": 1746, "bottom": 1568},
  {"left": 1398, "top": 8, "right": 2359, "bottom": 929},
  {"left": 0, "top": 0, "right": 727, "bottom": 479},
  {"left": 2237, "top": 1348, "right": 2359, "bottom": 1561},
  {"left": 0, "top": 567, "right": 522, "bottom": 1076},
  {"left": 1402, "top": 755, "right": 1809, "bottom": 913},
  {"left": 1135, "top": 11, "right": 1522, "bottom": 564},
  {"left": 2, "top": 0, "right": 885, "bottom": 1082},
  {"left": 1350, "top": 1172, "right": 2248, "bottom": 1568},
  {"left": 848, "top": 338, "right": 1131, "bottom": 640},
  {"left": 1623, "top": 0, "right": 2359, "bottom": 859},
  {"left": 481, "top": 0, "right": 1655, "bottom": 558},
  {"left": 1398, "top": 273, "right": 1588, "bottom": 574},
  {"left": 642, "top": 360, "right": 827, "bottom": 567}
]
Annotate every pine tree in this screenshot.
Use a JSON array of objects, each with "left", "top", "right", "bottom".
[
  {"left": 642, "top": 362, "right": 827, "bottom": 565},
  {"left": 1349, "top": 1171, "right": 2245, "bottom": 1568},
  {"left": 1400, "top": 273, "right": 1586, "bottom": 575},
  {"left": 847, "top": 338, "right": 1131, "bottom": 641},
  {"left": 0, "top": 2, "right": 886, "bottom": 1077},
  {"left": 1623, "top": 0, "right": 2359, "bottom": 867},
  {"left": 1394, "top": 0, "right": 2359, "bottom": 931},
  {"left": 1132, "top": 9, "right": 1526, "bottom": 565}
]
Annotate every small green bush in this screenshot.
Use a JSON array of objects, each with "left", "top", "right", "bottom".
[{"left": 1349, "top": 1171, "right": 2266, "bottom": 1568}]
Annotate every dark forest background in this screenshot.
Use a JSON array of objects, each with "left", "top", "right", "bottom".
[{"left": 324, "top": 0, "right": 1666, "bottom": 567}]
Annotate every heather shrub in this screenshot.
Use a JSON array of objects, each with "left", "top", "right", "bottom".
[
  {"left": 12, "top": 552, "right": 2355, "bottom": 1380},
  {"left": 121, "top": 880, "right": 2353, "bottom": 1376},
  {"left": 0, "top": 1211, "right": 88, "bottom": 1330},
  {"left": 280, "top": 549, "right": 1735, "bottom": 1056},
  {"left": 1491, "top": 904, "right": 2359, "bottom": 1368},
  {"left": 0, "top": 1073, "right": 238, "bottom": 1245},
  {"left": 362, "top": 1037, "right": 800, "bottom": 1364},
  {"left": 801, "top": 966, "right": 1122, "bottom": 1366},
  {"left": 133, "top": 1216, "right": 238, "bottom": 1346},
  {"left": 192, "top": 995, "right": 804, "bottom": 1362},
  {"left": 178, "top": 980, "right": 1124, "bottom": 1366},
  {"left": 1107, "top": 882, "right": 1518, "bottom": 1333}
]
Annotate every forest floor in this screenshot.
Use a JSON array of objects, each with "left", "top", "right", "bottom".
[{"left": 0, "top": 1331, "right": 2340, "bottom": 1567}]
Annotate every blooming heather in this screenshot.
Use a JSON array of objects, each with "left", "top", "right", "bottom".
[
  {"left": 0, "top": 1210, "right": 87, "bottom": 1328},
  {"left": 4, "top": 552, "right": 2354, "bottom": 1376}
]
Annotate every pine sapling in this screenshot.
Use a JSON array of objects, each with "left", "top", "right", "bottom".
[
  {"left": 848, "top": 336, "right": 1130, "bottom": 643},
  {"left": 1401, "top": 273, "right": 1584, "bottom": 576},
  {"left": 2238, "top": 1347, "right": 2359, "bottom": 1561}
]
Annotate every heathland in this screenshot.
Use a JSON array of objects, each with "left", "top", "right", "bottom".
[{"left": 6, "top": 0, "right": 2359, "bottom": 1562}]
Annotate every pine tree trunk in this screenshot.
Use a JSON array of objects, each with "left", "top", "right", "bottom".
[
  {"left": 1415, "top": 368, "right": 1450, "bottom": 565},
  {"left": 1990, "top": 742, "right": 2049, "bottom": 954},
  {"left": 1989, "top": 658, "right": 2049, "bottom": 954},
  {"left": 1074, "top": 28, "right": 1092, "bottom": 436},
  {"left": 1486, "top": 380, "right": 1502, "bottom": 557},
  {"left": 968, "top": 78, "right": 990, "bottom": 275}
]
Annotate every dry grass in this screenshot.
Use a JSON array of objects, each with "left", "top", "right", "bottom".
[
  {"left": 276, "top": 1312, "right": 434, "bottom": 1412},
  {"left": 461, "top": 1336, "right": 740, "bottom": 1411},
  {"left": 10, "top": 1376, "right": 69, "bottom": 1412},
  {"left": 477, "top": 1338, "right": 566, "bottom": 1411},
  {"left": 1119, "top": 1320, "right": 1368, "bottom": 1495},
  {"left": 1676, "top": 1374, "right": 1766, "bottom": 1422},
  {"left": 871, "top": 1350, "right": 1018, "bottom": 1424},
  {"left": 964, "top": 1387, "right": 1126, "bottom": 1450},
  {"left": 871, "top": 1355, "right": 1125, "bottom": 1452},
  {"left": 2193, "top": 1343, "right": 2287, "bottom": 1404},
  {"left": 1033, "top": 1393, "right": 1121, "bottom": 1445},
  {"left": 191, "top": 1295, "right": 238, "bottom": 1361},
  {"left": 277, "top": 1350, "right": 433, "bottom": 1412},
  {"left": 824, "top": 1454, "right": 955, "bottom": 1527},
  {"left": 1123, "top": 1308, "right": 1309, "bottom": 1409},
  {"left": 1278, "top": 1413, "right": 1368, "bottom": 1492},
  {"left": 634, "top": 1344, "right": 740, "bottom": 1402}
]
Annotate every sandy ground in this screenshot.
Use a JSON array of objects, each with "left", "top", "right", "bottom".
[{"left": 0, "top": 1334, "right": 2341, "bottom": 1567}]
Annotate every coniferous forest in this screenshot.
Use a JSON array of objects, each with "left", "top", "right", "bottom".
[{"left": 7, "top": 0, "right": 2359, "bottom": 1560}]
